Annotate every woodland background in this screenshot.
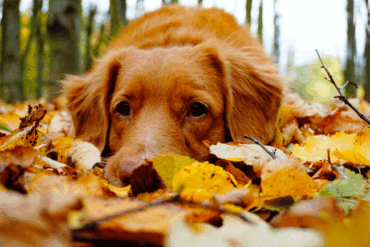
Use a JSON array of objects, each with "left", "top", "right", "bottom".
[{"left": 0, "top": 0, "right": 367, "bottom": 103}]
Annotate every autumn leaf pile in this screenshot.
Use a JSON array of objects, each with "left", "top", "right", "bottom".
[{"left": 1, "top": 92, "right": 370, "bottom": 247}]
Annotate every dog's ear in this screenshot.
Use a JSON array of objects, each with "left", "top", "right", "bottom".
[
  {"left": 63, "top": 49, "right": 127, "bottom": 152},
  {"left": 224, "top": 47, "right": 284, "bottom": 144}
]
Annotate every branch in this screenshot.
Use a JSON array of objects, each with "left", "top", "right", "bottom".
[
  {"left": 244, "top": 134, "right": 278, "bottom": 160},
  {"left": 72, "top": 187, "right": 254, "bottom": 236},
  {"left": 315, "top": 50, "right": 370, "bottom": 125}
]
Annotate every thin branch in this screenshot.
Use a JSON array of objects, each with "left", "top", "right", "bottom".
[
  {"left": 316, "top": 50, "right": 370, "bottom": 125},
  {"left": 72, "top": 188, "right": 254, "bottom": 236},
  {"left": 244, "top": 134, "right": 278, "bottom": 160}
]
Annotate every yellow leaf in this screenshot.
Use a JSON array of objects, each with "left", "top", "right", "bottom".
[
  {"left": 173, "top": 161, "right": 238, "bottom": 194},
  {"left": 261, "top": 159, "right": 318, "bottom": 198},
  {"left": 332, "top": 147, "right": 370, "bottom": 167},
  {"left": 151, "top": 155, "right": 196, "bottom": 189}
]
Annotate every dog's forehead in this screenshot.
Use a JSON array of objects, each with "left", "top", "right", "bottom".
[{"left": 116, "top": 46, "right": 209, "bottom": 96}]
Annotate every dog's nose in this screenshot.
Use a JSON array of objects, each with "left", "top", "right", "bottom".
[{"left": 119, "top": 160, "right": 141, "bottom": 186}]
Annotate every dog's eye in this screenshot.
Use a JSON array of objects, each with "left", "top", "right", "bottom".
[
  {"left": 189, "top": 102, "right": 208, "bottom": 117},
  {"left": 115, "top": 101, "right": 130, "bottom": 116}
]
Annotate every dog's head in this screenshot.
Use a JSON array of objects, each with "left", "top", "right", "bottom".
[{"left": 64, "top": 43, "right": 283, "bottom": 186}]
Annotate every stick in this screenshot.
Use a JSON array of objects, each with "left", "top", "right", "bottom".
[
  {"left": 315, "top": 50, "right": 370, "bottom": 125},
  {"left": 244, "top": 134, "right": 278, "bottom": 160}
]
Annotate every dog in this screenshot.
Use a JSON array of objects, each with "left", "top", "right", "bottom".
[{"left": 63, "top": 5, "right": 284, "bottom": 187}]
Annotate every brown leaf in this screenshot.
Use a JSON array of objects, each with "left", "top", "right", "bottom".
[
  {"left": 315, "top": 107, "right": 367, "bottom": 134},
  {"left": 0, "top": 191, "right": 82, "bottom": 247},
  {"left": 19, "top": 104, "right": 47, "bottom": 130},
  {"left": 73, "top": 197, "right": 187, "bottom": 246},
  {"left": 216, "top": 159, "right": 251, "bottom": 185},
  {"left": 130, "top": 161, "right": 166, "bottom": 196}
]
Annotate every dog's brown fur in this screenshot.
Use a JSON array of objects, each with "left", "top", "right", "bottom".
[{"left": 64, "top": 5, "right": 284, "bottom": 186}]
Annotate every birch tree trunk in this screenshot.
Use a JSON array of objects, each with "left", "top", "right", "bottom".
[{"left": 272, "top": 0, "right": 280, "bottom": 66}]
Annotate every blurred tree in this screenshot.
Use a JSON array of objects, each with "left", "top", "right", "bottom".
[
  {"left": 1, "top": 0, "right": 23, "bottom": 103},
  {"left": 135, "top": 0, "right": 145, "bottom": 18},
  {"left": 171, "top": 0, "right": 178, "bottom": 3},
  {"left": 47, "top": 0, "right": 82, "bottom": 100},
  {"left": 198, "top": 0, "right": 203, "bottom": 6},
  {"left": 162, "top": 0, "right": 166, "bottom": 4},
  {"left": 110, "top": 0, "right": 128, "bottom": 38},
  {"left": 272, "top": 0, "right": 280, "bottom": 66},
  {"left": 286, "top": 46, "right": 295, "bottom": 76},
  {"left": 344, "top": 0, "right": 357, "bottom": 98},
  {"left": 364, "top": 0, "right": 370, "bottom": 100},
  {"left": 35, "top": 0, "right": 44, "bottom": 98},
  {"left": 21, "top": 0, "right": 43, "bottom": 98},
  {"left": 246, "top": 0, "right": 253, "bottom": 24},
  {"left": 84, "top": 6, "right": 97, "bottom": 72},
  {"left": 93, "top": 22, "right": 107, "bottom": 58},
  {"left": 257, "top": 0, "right": 263, "bottom": 44}
]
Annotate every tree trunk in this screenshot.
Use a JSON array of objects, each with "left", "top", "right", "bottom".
[
  {"left": 110, "top": 0, "right": 128, "bottom": 38},
  {"left": 47, "top": 0, "right": 82, "bottom": 100},
  {"left": 1, "top": 0, "right": 23, "bottom": 103},
  {"left": 364, "top": 0, "right": 370, "bottom": 101},
  {"left": 272, "top": 0, "right": 280, "bottom": 65},
  {"left": 84, "top": 6, "right": 97, "bottom": 72},
  {"left": 135, "top": 0, "right": 145, "bottom": 18},
  {"left": 257, "top": 0, "right": 263, "bottom": 45},
  {"left": 36, "top": 0, "right": 44, "bottom": 99},
  {"left": 93, "top": 23, "right": 107, "bottom": 58},
  {"left": 344, "top": 0, "right": 357, "bottom": 98},
  {"left": 22, "top": 0, "right": 43, "bottom": 99},
  {"left": 246, "top": 0, "right": 253, "bottom": 24},
  {"left": 198, "top": 0, "right": 203, "bottom": 6}
]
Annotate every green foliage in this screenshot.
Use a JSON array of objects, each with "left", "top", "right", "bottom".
[
  {"left": 287, "top": 57, "right": 344, "bottom": 102},
  {"left": 319, "top": 169, "right": 366, "bottom": 214}
]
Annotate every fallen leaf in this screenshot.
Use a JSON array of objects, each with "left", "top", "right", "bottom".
[
  {"left": 172, "top": 161, "right": 238, "bottom": 194},
  {"left": 73, "top": 197, "right": 187, "bottom": 246},
  {"left": 261, "top": 159, "right": 319, "bottom": 198},
  {"left": 210, "top": 143, "right": 287, "bottom": 176},
  {"left": 0, "top": 191, "right": 81, "bottom": 247}
]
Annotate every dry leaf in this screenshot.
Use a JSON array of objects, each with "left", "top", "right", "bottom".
[
  {"left": 73, "top": 197, "right": 187, "bottom": 246},
  {"left": 0, "top": 191, "right": 81, "bottom": 247},
  {"left": 261, "top": 159, "right": 319, "bottom": 198},
  {"left": 210, "top": 143, "right": 287, "bottom": 176}
]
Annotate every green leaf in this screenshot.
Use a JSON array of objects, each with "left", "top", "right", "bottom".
[
  {"left": 0, "top": 123, "right": 11, "bottom": 132},
  {"left": 151, "top": 155, "right": 196, "bottom": 189},
  {"left": 319, "top": 169, "right": 366, "bottom": 198}
]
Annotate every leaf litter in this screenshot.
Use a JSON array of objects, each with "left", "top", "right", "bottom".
[{"left": 0, "top": 94, "right": 370, "bottom": 246}]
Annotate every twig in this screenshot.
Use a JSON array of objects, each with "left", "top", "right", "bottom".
[
  {"left": 73, "top": 187, "right": 254, "bottom": 234},
  {"left": 244, "top": 134, "right": 278, "bottom": 160},
  {"left": 315, "top": 50, "right": 370, "bottom": 125}
]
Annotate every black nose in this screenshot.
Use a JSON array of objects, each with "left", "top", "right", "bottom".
[{"left": 119, "top": 160, "right": 140, "bottom": 186}]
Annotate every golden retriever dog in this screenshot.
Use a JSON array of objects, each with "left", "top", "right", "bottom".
[{"left": 64, "top": 5, "right": 284, "bottom": 186}]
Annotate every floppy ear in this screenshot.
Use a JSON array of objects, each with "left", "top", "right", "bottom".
[
  {"left": 62, "top": 49, "right": 127, "bottom": 152},
  {"left": 223, "top": 48, "right": 284, "bottom": 144}
]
